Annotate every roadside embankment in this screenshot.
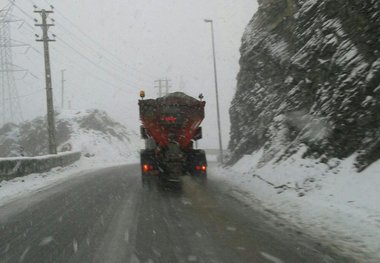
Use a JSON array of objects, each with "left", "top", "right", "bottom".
[{"left": 0, "top": 152, "right": 81, "bottom": 181}]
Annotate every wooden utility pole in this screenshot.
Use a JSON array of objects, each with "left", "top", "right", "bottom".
[{"left": 35, "top": 8, "right": 57, "bottom": 154}]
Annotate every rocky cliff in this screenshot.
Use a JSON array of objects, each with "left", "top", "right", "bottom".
[{"left": 229, "top": 0, "right": 380, "bottom": 171}]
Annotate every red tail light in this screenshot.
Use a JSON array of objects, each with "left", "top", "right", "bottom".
[
  {"left": 196, "top": 165, "right": 207, "bottom": 171},
  {"left": 143, "top": 164, "right": 153, "bottom": 172}
]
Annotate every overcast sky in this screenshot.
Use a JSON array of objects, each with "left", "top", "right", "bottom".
[{"left": 3, "top": 0, "right": 257, "bottom": 149}]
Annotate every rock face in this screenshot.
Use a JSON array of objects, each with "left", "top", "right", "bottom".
[{"left": 229, "top": 0, "right": 380, "bottom": 171}]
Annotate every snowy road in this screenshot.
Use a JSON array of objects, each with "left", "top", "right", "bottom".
[{"left": 0, "top": 164, "right": 350, "bottom": 263}]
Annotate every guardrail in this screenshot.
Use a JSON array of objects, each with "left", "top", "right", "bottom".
[{"left": 0, "top": 152, "right": 81, "bottom": 181}]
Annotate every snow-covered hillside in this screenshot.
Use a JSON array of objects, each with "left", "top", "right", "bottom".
[
  {"left": 0, "top": 109, "right": 140, "bottom": 206},
  {"left": 0, "top": 109, "right": 140, "bottom": 163}
]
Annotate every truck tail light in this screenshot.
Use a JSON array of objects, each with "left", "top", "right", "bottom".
[
  {"left": 196, "top": 165, "right": 207, "bottom": 171},
  {"left": 143, "top": 164, "right": 153, "bottom": 172}
]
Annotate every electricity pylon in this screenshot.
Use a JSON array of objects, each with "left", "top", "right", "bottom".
[{"left": 0, "top": 3, "right": 24, "bottom": 126}]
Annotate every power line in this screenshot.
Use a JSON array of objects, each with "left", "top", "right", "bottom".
[
  {"left": 56, "top": 36, "right": 143, "bottom": 88},
  {"left": 32, "top": 0, "right": 155, "bottom": 81},
  {"left": 52, "top": 30, "right": 149, "bottom": 88},
  {"left": 53, "top": 22, "right": 146, "bottom": 81},
  {"left": 9, "top": 1, "right": 33, "bottom": 20},
  {"left": 12, "top": 1, "right": 152, "bottom": 86},
  {"left": 43, "top": 1, "right": 157, "bottom": 79},
  {"left": 164, "top": 78, "right": 171, "bottom": 95},
  {"left": 15, "top": 10, "right": 144, "bottom": 89},
  {"left": 1, "top": 2, "right": 24, "bottom": 125},
  {"left": 154, "top": 78, "right": 171, "bottom": 96},
  {"left": 9, "top": 3, "right": 140, "bottom": 92},
  {"left": 50, "top": 45, "right": 137, "bottom": 94},
  {"left": 10, "top": 1, "right": 148, "bottom": 100},
  {"left": 4, "top": 88, "right": 44, "bottom": 101},
  {"left": 34, "top": 6, "right": 57, "bottom": 154},
  {"left": 3, "top": 7, "right": 42, "bottom": 83}
]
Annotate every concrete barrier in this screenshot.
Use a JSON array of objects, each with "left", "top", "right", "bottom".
[{"left": 0, "top": 152, "right": 81, "bottom": 181}]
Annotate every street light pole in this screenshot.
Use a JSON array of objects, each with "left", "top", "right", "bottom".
[
  {"left": 61, "top": 69, "right": 66, "bottom": 109},
  {"left": 204, "top": 19, "right": 223, "bottom": 164}
]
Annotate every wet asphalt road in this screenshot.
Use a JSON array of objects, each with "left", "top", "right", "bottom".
[{"left": 0, "top": 164, "right": 351, "bottom": 263}]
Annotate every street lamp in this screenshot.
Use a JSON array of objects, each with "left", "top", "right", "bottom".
[
  {"left": 204, "top": 19, "right": 224, "bottom": 164},
  {"left": 61, "top": 69, "right": 66, "bottom": 109}
]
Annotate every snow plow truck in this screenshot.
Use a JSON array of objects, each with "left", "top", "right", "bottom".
[{"left": 139, "top": 91, "right": 207, "bottom": 184}]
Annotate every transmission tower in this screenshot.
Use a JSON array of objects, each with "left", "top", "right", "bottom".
[
  {"left": 154, "top": 78, "right": 171, "bottom": 97},
  {"left": 0, "top": 3, "right": 24, "bottom": 127},
  {"left": 179, "top": 76, "right": 186, "bottom": 92}
]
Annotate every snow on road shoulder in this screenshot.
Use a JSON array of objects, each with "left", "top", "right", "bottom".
[
  {"left": 0, "top": 155, "right": 139, "bottom": 208},
  {"left": 210, "top": 149, "right": 380, "bottom": 262}
]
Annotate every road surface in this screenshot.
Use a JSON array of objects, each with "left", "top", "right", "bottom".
[{"left": 0, "top": 164, "right": 351, "bottom": 263}]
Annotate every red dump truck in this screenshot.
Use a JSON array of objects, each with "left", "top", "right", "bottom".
[{"left": 139, "top": 91, "right": 207, "bottom": 184}]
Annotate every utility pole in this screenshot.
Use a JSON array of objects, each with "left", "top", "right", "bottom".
[
  {"left": 35, "top": 7, "right": 57, "bottom": 154},
  {"left": 204, "top": 19, "right": 224, "bottom": 164},
  {"left": 61, "top": 69, "right": 66, "bottom": 109}
]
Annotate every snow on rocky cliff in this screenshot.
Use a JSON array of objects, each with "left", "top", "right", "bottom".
[
  {"left": 229, "top": 0, "right": 380, "bottom": 171},
  {"left": 0, "top": 109, "right": 140, "bottom": 163}
]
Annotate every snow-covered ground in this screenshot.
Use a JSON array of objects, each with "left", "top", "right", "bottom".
[
  {"left": 56, "top": 109, "right": 141, "bottom": 163},
  {"left": 2, "top": 114, "right": 379, "bottom": 262},
  {"left": 0, "top": 154, "right": 139, "bottom": 208},
  {"left": 211, "top": 147, "right": 380, "bottom": 262},
  {"left": 0, "top": 109, "right": 140, "bottom": 207}
]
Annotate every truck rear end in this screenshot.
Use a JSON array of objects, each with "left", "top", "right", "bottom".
[{"left": 139, "top": 92, "right": 207, "bottom": 184}]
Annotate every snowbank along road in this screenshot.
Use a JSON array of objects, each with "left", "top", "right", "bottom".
[{"left": 0, "top": 164, "right": 351, "bottom": 263}]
